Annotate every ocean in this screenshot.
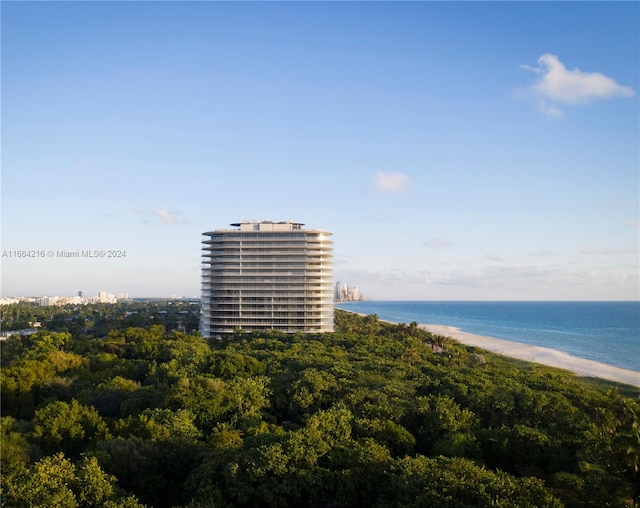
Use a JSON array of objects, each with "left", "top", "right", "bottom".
[{"left": 334, "top": 301, "right": 640, "bottom": 372}]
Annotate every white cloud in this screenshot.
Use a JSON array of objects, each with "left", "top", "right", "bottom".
[
  {"left": 133, "top": 209, "right": 152, "bottom": 224},
  {"left": 154, "top": 209, "right": 187, "bottom": 224},
  {"left": 537, "top": 101, "right": 563, "bottom": 118},
  {"left": 424, "top": 237, "right": 450, "bottom": 248},
  {"left": 372, "top": 171, "right": 409, "bottom": 193},
  {"left": 522, "top": 53, "right": 635, "bottom": 116},
  {"left": 133, "top": 208, "right": 187, "bottom": 224},
  {"left": 580, "top": 245, "right": 638, "bottom": 255}
]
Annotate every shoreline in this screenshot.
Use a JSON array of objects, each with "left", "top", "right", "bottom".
[
  {"left": 337, "top": 309, "right": 639, "bottom": 387},
  {"left": 421, "top": 324, "right": 640, "bottom": 387}
]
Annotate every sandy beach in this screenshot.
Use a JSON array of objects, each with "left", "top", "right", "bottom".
[{"left": 422, "top": 324, "right": 640, "bottom": 388}]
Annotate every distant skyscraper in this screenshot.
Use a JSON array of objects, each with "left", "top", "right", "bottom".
[
  {"left": 334, "top": 281, "right": 363, "bottom": 302},
  {"left": 201, "top": 220, "right": 334, "bottom": 337}
]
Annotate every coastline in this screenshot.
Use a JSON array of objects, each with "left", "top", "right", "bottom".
[{"left": 422, "top": 324, "right": 640, "bottom": 388}]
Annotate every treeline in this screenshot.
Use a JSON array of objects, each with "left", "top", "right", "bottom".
[
  {"left": 1, "top": 304, "right": 638, "bottom": 507},
  {"left": 1, "top": 300, "right": 200, "bottom": 335}
]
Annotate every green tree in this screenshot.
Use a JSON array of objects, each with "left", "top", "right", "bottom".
[
  {"left": 224, "top": 376, "right": 271, "bottom": 429},
  {"left": 1, "top": 452, "right": 144, "bottom": 508},
  {"left": 288, "top": 368, "right": 337, "bottom": 417},
  {"left": 2, "top": 452, "right": 78, "bottom": 508},
  {"left": 355, "top": 418, "right": 415, "bottom": 456},
  {"left": 31, "top": 399, "right": 109, "bottom": 456},
  {"left": 379, "top": 455, "right": 562, "bottom": 507},
  {"left": 171, "top": 375, "right": 227, "bottom": 432},
  {"left": 116, "top": 408, "right": 202, "bottom": 442},
  {"left": 97, "top": 437, "right": 202, "bottom": 508},
  {"left": 411, "top": 394, "right": 478, "bottom": 456},
  {"left": 87, "top": 375, "right": 140, "bottom": 417},
  {"left": 1, "top": 350, "right": 84, "bottom": 418},
  {"left": 0, "top": 416, "right": 30, "bottom": 475}
]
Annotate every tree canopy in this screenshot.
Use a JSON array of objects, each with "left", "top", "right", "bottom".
[{"left": 1, "top": 302, "right": 638, "bottom": 507}]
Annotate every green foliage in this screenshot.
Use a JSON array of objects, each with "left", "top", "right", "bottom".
[
  {"left": 87, "top": 375, "right": 141, "bottom": 417},
  {"left": 1, "top": 452, "right": 143, "bottom": 508},
  {"left": 170, "top": 375, "right": 227, "bottom": 432},
  {"left": 1, "top": 346, "right": 85, "bottom": 418},
  {"left": 1, "top": 417, "right": 30, "bottom": 474},
  {"left": 2, "top": 452, "right": 79, "bottom": 508},
  {"left": 31, "top": 399, "right": 110, "bottom": 456},
  {"left": 1, "top": 303, "right": 638, "bottom": 507},
  {"left": 210, "top": 349, "right": 265, "bottom": 378},
  {"left": 379, "top": 455, "right": 563, "bottom": 507},
  {"left": 115, "top": 408, "right": 202, "bottom": 442},
  {"left": 354, "top": 417, "right": 416, "bottom": 456}
]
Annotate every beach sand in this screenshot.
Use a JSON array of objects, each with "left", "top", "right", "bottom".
[{"left": 421, "top": 324, "right": 640, "bottom": 388}]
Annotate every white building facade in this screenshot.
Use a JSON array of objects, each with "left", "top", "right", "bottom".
[{"left": 201, "top": 220, "right": 334, "bottom": 337}]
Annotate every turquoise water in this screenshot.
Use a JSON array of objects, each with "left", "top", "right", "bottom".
[{"left": 335, "top": 301, "right": 640, "bottom": 372}]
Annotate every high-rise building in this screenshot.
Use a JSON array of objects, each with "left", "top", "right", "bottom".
[
  {"left": 334, "top": 281, "right": 363, "bottom": 302},
  {"left": 201, "top": 220, "right": 334, "bottom": 337}
]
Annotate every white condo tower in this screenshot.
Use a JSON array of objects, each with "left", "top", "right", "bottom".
[{"left": 201, "top": 220, "right": 334, "bottom": 337}]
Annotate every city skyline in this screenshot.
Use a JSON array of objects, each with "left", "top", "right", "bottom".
[
  {"left": 0, "top": 290, "right": 130, "bottom": 307},
  {"left": 2, "top": 2, "right": 638, "bottom": 301}
]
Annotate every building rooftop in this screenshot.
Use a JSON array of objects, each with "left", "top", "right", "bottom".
[
  {"left": 230, "top": 220, "right": 304, "bottom": 231},
  {"left": 203, "top": 220, "right": 332, "bottom": 236}
]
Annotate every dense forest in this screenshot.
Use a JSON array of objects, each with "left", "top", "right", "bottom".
[{"left": 1, "top": 301, "right": 638, "bottom": 507}]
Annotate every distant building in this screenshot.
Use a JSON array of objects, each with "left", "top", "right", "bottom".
[
  {"left": 28, "top": 291, "right": 121, "bottom": 306},
  {"left": 201, "top": 220, "right": 334, "bottom": 337},
  {"left": 38, "top": 296, "right": 59, "bottom": 306},
  {"left": 335, "top": 281, "right": 363, "bottom": 302},
  {"left": 0, "top": 328, "right": 39, "bottom": 340},
  {"left": 96, "top": 291, "right": 117, "bottom": 304}
]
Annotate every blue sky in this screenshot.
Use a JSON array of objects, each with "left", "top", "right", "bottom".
[{"left": 2, "top": 1, "right": 638, "bottom": 300}]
